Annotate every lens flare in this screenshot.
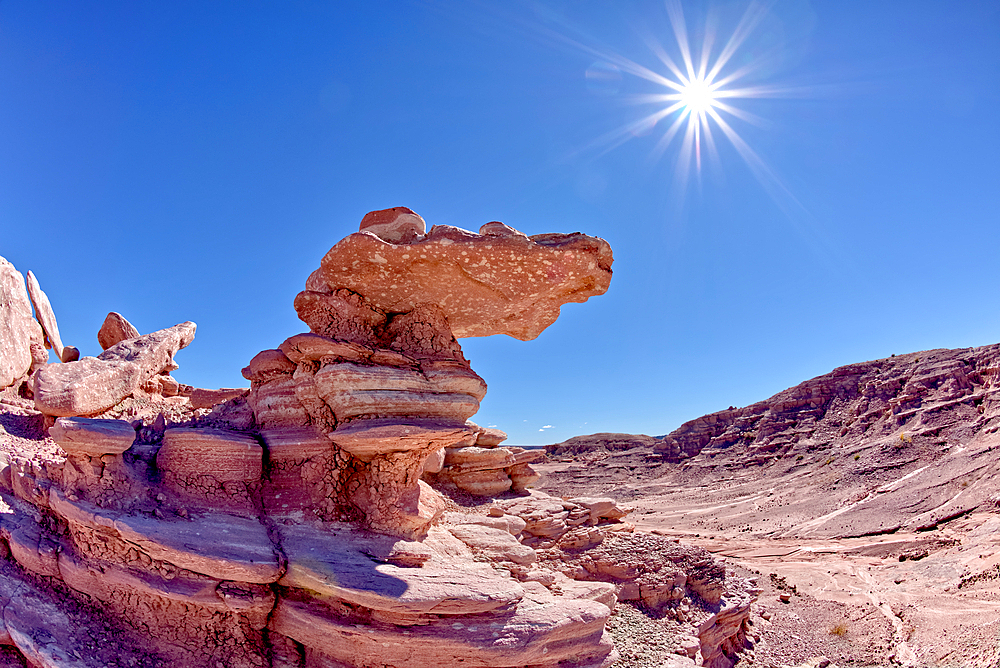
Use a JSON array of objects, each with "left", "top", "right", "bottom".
[
  {"left": 677, "top": 77, "right": 717, "bottom": 115},
  {"left": 555, "top": 0, "right": 806, "bottom": 207}
]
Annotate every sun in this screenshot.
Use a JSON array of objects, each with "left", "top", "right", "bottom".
[
  {"left": 677, "top": 76, "right": 718, "bottom": 116},
  {"left": 565, "top": 1, "right": 796, "bottom": 197}
]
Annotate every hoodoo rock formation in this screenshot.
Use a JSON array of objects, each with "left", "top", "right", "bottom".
[
  {"left": 243, "top": 211, "right": 613, "bottom": 543},
  {"left": 0, "top": 212, "right": 769, "bottom": 668}
]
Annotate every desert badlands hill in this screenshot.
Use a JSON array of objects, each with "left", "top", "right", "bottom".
[
  {"left": 0, "top": 208, "right": 997, "bottom": 668},
  {"left": 541, "top": 344, "right": 1000, "bottom": 667}
]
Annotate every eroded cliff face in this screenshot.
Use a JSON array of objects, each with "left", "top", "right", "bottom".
[
  {"left": 538, "top": 345, "right": 1000, "bottom": 668},
  {"left": 546, "top": 343, "right": 1000, "bottom": 540},
  {"left": 1, "top": 210, "right": 741, "bottom": 668}
]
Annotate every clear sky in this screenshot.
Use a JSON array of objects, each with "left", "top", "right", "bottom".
[{"left": 2, "top": 1, "right": 998, "bottom": 444}]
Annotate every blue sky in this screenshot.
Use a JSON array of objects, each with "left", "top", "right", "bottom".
[{"left": 2, "top": 1, "right": 998, "bottom": 444}]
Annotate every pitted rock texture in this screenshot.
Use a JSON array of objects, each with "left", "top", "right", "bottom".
[{"left": 305, "top": 223, "right": 612, "bottom": 340}]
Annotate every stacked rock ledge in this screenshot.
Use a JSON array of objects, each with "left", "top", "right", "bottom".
[{"left": 0, "top": 210, "right": 773, "bottom": 668}]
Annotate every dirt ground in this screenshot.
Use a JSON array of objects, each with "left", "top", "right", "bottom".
[{"left": 535, "top": 454, "right": 1000, "bottom": 668}]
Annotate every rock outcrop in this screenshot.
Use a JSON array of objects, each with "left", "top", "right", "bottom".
[
  {"left": 26, "top": 270, "right": 74, "bottom": 364},
  {"left": 0, "top": 209, "right": 627, "bottom": 668},
  {"left": 536, "top": 343, "right": 1000, "bottom": 667},
  {"left": 425, "top": 424, "right": 544, "bottom": 495},
  {"left": 244, "top": 211, "right": 612, "bottom": 541},
  {"left": 533, "top": 531, "right": 757, "bottom": 668},
  {"left": 0, "top": 256, "right": 45, "bottom": 390},
  {"left": 304, "top": 213, "right": 613, "bottom": 340},
  {"left": 33, "top": 322, "right": 197, "bottom": 416},
  {"left": 548, "top": 432, "right": 663, "bottom": 457}
]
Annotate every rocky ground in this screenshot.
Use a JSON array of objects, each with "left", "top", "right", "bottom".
[{"left": 539, "top": 343, "right": 1000, "bottom": 668}]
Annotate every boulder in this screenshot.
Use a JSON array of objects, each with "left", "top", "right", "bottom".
[
  {"left": 97, "top": 312, "right": 140, "bottom": 350},
  {"left": 554, "top": 577, "right": 618, "bottom": 610},
  {"left": 444, "top": 446, "right": 516, "bottom": 472},
  {"left": 451, "top": 468, "right": 513, "bottom": 496},
  {"left": 500, "top": 492, "right": 572, "bottom": 538},
  {"left": 0, "top": 256, "right": 45, "bottom": 388},
  {"left": 188, "top": 387, "right": 249, "bottom": 409},
  {"left": 49, "top": 417, "right": 135, "bottom": 456},
  {"left": 25, "top": 270, "right": 67, "bottom": 363},
  {"left": 507, "top": 447, "right": 544, "bottom": 465},
  {"left": 569, "top": 497, "right": 630, "bottom": 523},
  {"left": 330, "top": 419, "right": 473, "bottom": 461},
  {"left": 442, "top": 511, "right": 526, "bottom": 536},
  {"left": 359, "top": 206, "right": 426, "bottom": 244},
  {"left": 508, "top": 462, "right": 541, "bottom": 491},
  {"left": 479, "top": 221, "right": 528, "bottom": 238},
  {"left": 475, "top": 426, "right": 508, "bottom": 446},
  {"left": 313, "top": 362, "right": 485, "bottom": 424},
  {"left": 421, "top": 447, "right": 446, "bottom": 474},
  {"left": 33, "top": 321, "right": 197, "bottom": 416},
  {"left": 278, "top": 332, "right": 371, "bottom": 365},
  {"left": 241, "top": 349, "right": 295, "bottom": 383}
]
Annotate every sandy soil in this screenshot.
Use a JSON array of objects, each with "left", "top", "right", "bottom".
[{"left": 536, "top": 452, "right": 1000, "bottom": 668}]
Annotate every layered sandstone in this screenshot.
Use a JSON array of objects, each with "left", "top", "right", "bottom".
[
  {"left": 0, "top": 209, "right": 629, "bottom": 667},
  {"left": 543, "top": 343, "right": 1000, "bottom": 539},
  {"left": 425, "top": 423, "right": 544, "bottom": 495}
]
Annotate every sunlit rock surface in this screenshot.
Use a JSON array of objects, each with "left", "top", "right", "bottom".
[{"left": 0, "top": 211, "right": 665, "bottom": 668}]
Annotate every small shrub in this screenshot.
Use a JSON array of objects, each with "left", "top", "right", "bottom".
[
  {"left": 854, "top": 453, "right": 861, "bottom": 460},
  {"left": 829, "top": 622, "right": 849, "bottom": 637}
]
